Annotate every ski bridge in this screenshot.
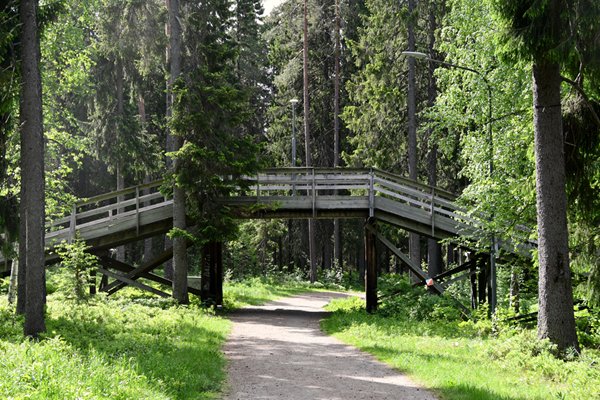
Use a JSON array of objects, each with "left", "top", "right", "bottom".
[{"left": 2, "top": 168, "right": 523, "bottom": 310}]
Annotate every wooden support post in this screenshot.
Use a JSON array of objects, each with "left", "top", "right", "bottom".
[
  {"left": 69, "top": 204, "right": 76, "bottom": 243},
  {"left": 477, "top": 255, "right": 487, "bottom": 305},
  {"left": 203, "top": 241, "right": 224, "bottom": 306},
  {"left": 216, "top": 242, "right": 223, "bottom": 306},
  {"left": 201, "top": 243, "right": 211, "bottom": 302},
  {"left": 100, "top": 273, "right": 108, "bottom": 291},
  {"left": 365, "top": 221, "right": 377, "bottom": 313},
  {"left": 89, "top": 270, "right": 97, "bottom": 295},
  {"left": 470, "top": 262, "right": 478, "bottom": 309},
  {"left": 209, "top": 242, "right": 218, "bottom": 304}
]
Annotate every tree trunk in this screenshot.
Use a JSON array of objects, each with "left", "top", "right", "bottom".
[
  {"left": 163, "top": 0, "right": 174, "bottom": 280},
  {"left": 303, "top": 0, "right": 317, "bottom": 283},
  {"left": 407, "top": 0, "right": 420, "bottom": 270},
  {"left": 116, "top": 161, "right": 125, "bottom": 262},
  {"left": 16, "top": 194, "right": 26, "bottom": 314},
  {"left": 20, "top": 0, "right": 46, "bottom": 337},
  {"left": 332, "top": 0, "right": 342, "bottom": 271},
  {"left": 532, "top": 60, "right": 578, "bottom": 352},
  {"left": 509, "top": 266, "right": 520, "bottom": 313},
  {"left": 168, "top": 0, "right": 188, "bottom": 304},
  {"left": 8, "top": 251, "right": 18, "bottom": 304},
  {"left": 426, "top": 0, "right": 443, "bottom": 279}
]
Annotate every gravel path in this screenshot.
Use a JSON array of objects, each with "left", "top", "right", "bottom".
[{"left": 222, "top": 291, "right": 437, "bottom": 400}]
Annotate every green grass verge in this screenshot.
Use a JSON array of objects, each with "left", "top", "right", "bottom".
[
  {"left": 0, "top": 295, "right": 229, "bottom": 400},
  {"left": 322, "top": 296, "right": 600, "bottom": 400}
]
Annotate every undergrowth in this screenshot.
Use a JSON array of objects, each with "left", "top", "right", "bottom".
[{"left": 322, "top": 275, "right": 600, "bottom": 400}]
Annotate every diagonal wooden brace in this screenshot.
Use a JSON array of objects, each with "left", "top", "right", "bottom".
[
  {"left": 100, "top": 246, "right": 175, "bottom": 294},
  {"left": 365, "top": 223, "right": 445, "bottom": 294},
  {"left": 97, "top": 267, "right": 170, "bottom": 298}
]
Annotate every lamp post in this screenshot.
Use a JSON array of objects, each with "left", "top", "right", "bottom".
[
  {"left": 290, "top": 98, "right": 299, "bottom": 167},
  {"left": 402, "top": 51, "right": 497, "bottom": 314}
]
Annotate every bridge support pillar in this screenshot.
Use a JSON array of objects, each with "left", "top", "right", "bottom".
[
  {"left": 202, "top": 241, "right": 223, "bottom": 307},
  {"left": 365, "top": 222, "right": 377, "bottom": 313}
]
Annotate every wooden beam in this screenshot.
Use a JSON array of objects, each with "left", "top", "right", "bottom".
[
  {"left": 365, "top": 222, "right": 378, "bottom": 313},
  {"left": 99, "top": 257, "right": 203, "bottom": 297},
  {"left": 99, "top": 257, "right": 172, "bottom": 288},
  {"left": 216, "top": 242, "right": 223, "bottom": 306},
  {"left": 366, "top": 223, "right": 445, "bottom": 295},
  {"left": 97, "top": 267, "right": 170, "bottom": 298},
  {"left": 100, "top": 246, "right": 175, "bottom": 294}
]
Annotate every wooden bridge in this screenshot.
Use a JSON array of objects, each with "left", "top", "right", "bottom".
[{"left": 2, "top": 168, "right": 524, "bottom": 310}]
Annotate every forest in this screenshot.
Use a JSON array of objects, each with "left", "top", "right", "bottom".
[{"left": 1, "top": 0, "right": 599, "bottom": 398}]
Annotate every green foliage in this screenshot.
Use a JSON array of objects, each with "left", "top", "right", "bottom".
[
  {"left": 53, "top": 237, "right": 99, "bottom": 300},
  {"left": 378, "top": 274, "right": 463, "bottom": 322},
  {"left": 222, "top": 276, "right": 316, "bottom": 310},
  {"left": 225, "top": 220, "right": 287, "bottom": 278},
  {"left": 341, "top": 0, "right": 413, "bottom": 170},
  {"left": 0, "top": 293, "right": 230, "bottom": 399},
  {"left": 170, "top": 0, "right": 262, "bottom": 245}
]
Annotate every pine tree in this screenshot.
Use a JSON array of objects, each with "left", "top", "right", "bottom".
[
  {"left": 20, "top": 0, "right": 46, "bottom": 337},
  {"left": 492, "top": 0, "right": 583, "bottom": 352}
]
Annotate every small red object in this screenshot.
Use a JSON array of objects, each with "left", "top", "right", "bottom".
[{"left": 426, "top": 278, "right": 434, "bottom": 287}]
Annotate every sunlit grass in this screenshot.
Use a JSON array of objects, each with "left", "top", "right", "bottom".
[
  {"left": 322, "top": 296, "right": 600, "bottom": 400},
  {"left": 222, "top": 276, "right": 326, "bottom": 310},
  {"left": 0, "top": 294, "right": 229, "bottom": 399}
]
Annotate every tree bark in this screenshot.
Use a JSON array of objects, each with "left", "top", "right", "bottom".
[
  {"left": 168, "top": 0, "right": 188, "bottom": 304},
  {"left": 303, "top": 0, "right": 317, "bottom": 283},
  {"left": 20, "top": 0, "right": 46, "bottom": 337},
  {"left": 16, "top": 190, "right": 26, "bottom": 314},
  {"left": 332, "top": 0, "right": 342, "bottom": 271},
  {"left": 407, "top": 0, "right": 420, "bottom": 270},
  {"left": 533, "top": 60, "right": 578, "bottom": 352},
  {"left": 8, "top": 248, "right": 18, "bottom": 304},
  {"left": 426, "top": 0, "right": 443, "bottom": 279}
]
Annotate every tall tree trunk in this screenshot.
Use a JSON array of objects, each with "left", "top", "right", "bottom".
[
  {"left": 115, "top": 59, "right": 125, "bottom": 262},
  {"left": 533, "top": 60, "right": 578, "bottom": 352},
  {"left": 426, "top": 0, "right": 443, "bottom": 278},
  {"left": 163, "top": 0, "right": 174, "bottom": 279},
  {"left": 138, "top": 94, "right": 155, "bottom": 263},
  {"left": 332, "top": 0, "right": 342, "bottom": 271},
  {"left": 168, "top": 0, "right": 188, "bottom": 304},
  {"left": 407, "top": 0, "right": 420, "bottom": 270},
  {"left": 303, "top": 0, "right": 317, "bottom": 283},
  {"left": 20, "top": 0, "right": 46, "bottom": 337}
]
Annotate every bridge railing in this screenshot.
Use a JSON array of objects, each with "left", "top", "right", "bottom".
[
  {"left": 46, "top": 180, "right": 169, "bottom": 243},
  {"left": 238, "top": 167, "right": 479, "bottom": 231}
]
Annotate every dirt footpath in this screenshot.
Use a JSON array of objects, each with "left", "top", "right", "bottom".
[{"left": 222, "top": 291, "right": 437, "bottom": 400}]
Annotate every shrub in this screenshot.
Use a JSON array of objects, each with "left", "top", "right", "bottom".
[
  {"left": 378, "top": 274, "right": 463, "bottom": 321},
  {"left": 53, "top": 236, "right": 99, "bottom": 300}
]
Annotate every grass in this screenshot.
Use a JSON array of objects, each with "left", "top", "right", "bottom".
[
  {"left": 322, "top": 296, "right": 600, "bottom": 400},
  {"left": 222, "top": 276, "right": 324, "bottom": 309},
  {"left": 0, "top": 274, "right": 321, "bottom": 400},
  {"left": 0, "top": 294, "right": 229, "bottom": 399}
]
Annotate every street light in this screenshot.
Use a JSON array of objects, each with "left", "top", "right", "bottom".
[
  {"left": 402, "top": 51, "right": 497, "bottom": 314},
  {"left": 290, "top": 98, "right": 299, "bottom": 167}
]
